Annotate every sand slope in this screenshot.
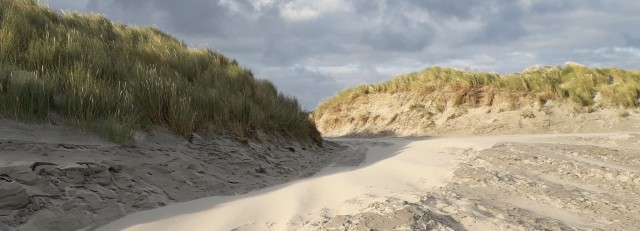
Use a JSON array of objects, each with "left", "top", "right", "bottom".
[
  {"left": 100, "top": 133, "right": 640, "bottom": 231},
  {"left": 0, "top": 120, "right": 349, "bottom": 231},
  {"left": 314, "top": 91, "right": 640, "bottom": 138}
]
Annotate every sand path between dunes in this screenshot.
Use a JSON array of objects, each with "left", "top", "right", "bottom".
[{"left": 97, "top": 132, "right": 640, "bottom": 231}]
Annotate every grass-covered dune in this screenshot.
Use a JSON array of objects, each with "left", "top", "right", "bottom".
[
  {"left": 313, "top": 63, "right": 640, "bottom": 137},
  {"left": 0, "top": 0, "right": 320, "bottom": 144},
  {"left": 315, "top": 63, "right": 640, "bottom": 118}
]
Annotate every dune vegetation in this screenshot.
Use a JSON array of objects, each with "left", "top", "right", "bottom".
[
  {"left": 0, "top": 0, "right": 320, "bottom": 144},
  {"left": 315, "top": 64, "right": 640, "bottom": 118}
]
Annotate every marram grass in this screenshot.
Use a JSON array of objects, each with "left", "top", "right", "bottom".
[
  {"left": 315, "top": 65, "right": 640, "bottom": 118},
  {"left": 0, "top": 0, "right": 320, "bottom": 145}
]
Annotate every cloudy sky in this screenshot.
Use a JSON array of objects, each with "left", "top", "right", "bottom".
[{"left": 41, "top": 0, "right": 640, "bottom": 109}]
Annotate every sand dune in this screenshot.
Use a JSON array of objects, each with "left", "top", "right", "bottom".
[{"left": 96, "top": 132, "right": 640, "bottom": 230}]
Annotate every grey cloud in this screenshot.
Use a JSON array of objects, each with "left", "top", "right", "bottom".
[
  {"left": 85, "top": 0, "right": 237, "bottom": 37},
  {"left": 625, "top": 34, "right": 640, "bottom": 48},
  {"left": 351, "top": 0, "right": 385, "bottom": 16},
  {"left": 83, "top": 1, "right": 159, "bottom": 25},
  {"left": 470, "top": 1, "right": 525, "bottom": 44},
  {"left": 151, "top": 0, "right": 231, "bottom": 37},
  {"left": 42, "top": 0, "right": 90, "bottom": 12},
  {"left": 352, "top": 0, "right": 437, "bottom": 52},
  {"left": 262, "top": 66, "right": 345, "bottom": 110},
  {"left": 411, "top": 0, "right": 483, "bottom": 20},
  {"left": 362, "top": 25, "right": 434, "bottom": 52},
  {"left": 352, "top": 0, "right": 481, "bottom": 20},
  {"left": 528, "top": 0, "right": 578, "bottom": 14}
]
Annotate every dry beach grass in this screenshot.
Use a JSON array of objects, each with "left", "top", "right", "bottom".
[{"left": 0, "top": 0, "right": 320, "bottom": 145}]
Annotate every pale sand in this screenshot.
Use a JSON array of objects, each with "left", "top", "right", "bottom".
[
  {"left": 97, "top": 135, "right": 531, "bottom": 230},
  {"left": 99, "top": 133, "right": 640, "bottom": 231}
]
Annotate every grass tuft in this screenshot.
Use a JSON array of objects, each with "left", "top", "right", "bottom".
[{"left": 0, "top": 0, "right": 320, "bottom": 144}]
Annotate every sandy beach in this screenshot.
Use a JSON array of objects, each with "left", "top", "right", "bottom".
[{"left": 96, "top": 132, "right": 640, "bottom": 231}]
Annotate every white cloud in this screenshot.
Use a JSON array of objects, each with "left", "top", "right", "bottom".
[
  {"left": 575, "top": 47, "right": 640, "bottom": 57},
  {"left": 612, "top": 47, "right": 640, "bottom": 57},
  {"left": 280, "top": 0, "right": 347, "bottom": 22},
  {"left": 374, "top": 58, "right": 430, "bottom": 76},
  {"left": 218, "top": 0, "right": 244, "bottom": 13},
  {"left": 437, "top": 54, "right": 499, "bottom": 72}
]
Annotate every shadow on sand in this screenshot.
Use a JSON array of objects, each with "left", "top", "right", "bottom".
[{"left": 97, "top": 135, "right": 433, "bottom": 231}]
